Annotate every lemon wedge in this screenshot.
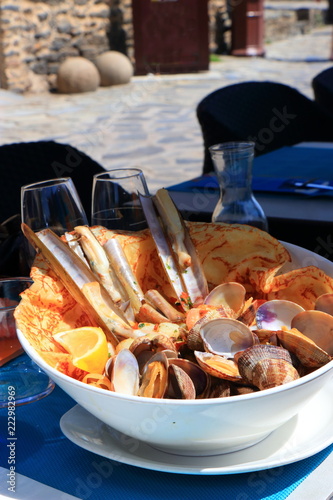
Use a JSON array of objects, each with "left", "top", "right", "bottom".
[{"left": 53, "top": 327, "right": 108, "bottom": 374}]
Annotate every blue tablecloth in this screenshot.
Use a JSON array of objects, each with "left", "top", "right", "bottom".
[
  {"left": 168, "top": 146, "right": 333, "bottom": 196},
  {"left": 1, "top": 356, "right": 333, "bottom": 500}
]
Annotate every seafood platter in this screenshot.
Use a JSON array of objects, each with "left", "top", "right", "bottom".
[{"left": 16, "top": 189, "right": 333, "bottom": 456}]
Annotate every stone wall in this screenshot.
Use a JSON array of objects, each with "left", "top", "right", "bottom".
[
  {"left": 0, "top": 0, "right": 111, "bottom": 93},
  {"left": 0, "top": 0, "right": 230, "bottom": 93}
]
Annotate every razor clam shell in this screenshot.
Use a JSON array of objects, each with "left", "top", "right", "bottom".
[
  {"left": 74, "top": 226, "right": 126, "bottom": 304},
  {"left": 139, "top": 194, "right": 186, "bottom": 305},
  {"left": 103, "top": 238, "right": 144, "bottom": 314},
  {"left": 22, "top": 224, "right": 131, "bottom": 347},
  {"left": 153, "top": 188, "right": 209, "bottom": 308},
  {"left": 144, "top": 289, "right": 185, "bottom": 322}
]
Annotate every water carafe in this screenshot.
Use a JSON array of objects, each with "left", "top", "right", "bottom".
[{"left": 209, "top": 141, "right": 268, "bottom": 231}]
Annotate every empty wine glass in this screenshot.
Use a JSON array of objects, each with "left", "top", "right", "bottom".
[
  {"left": 21, "top": 177, "right": 88, "bottom": 235},
  {"left": 91, "top": 169, "right": 150, "bottom": 231},
  {"left": 21, "top": 177, "right": 88, "bottom": 267}
]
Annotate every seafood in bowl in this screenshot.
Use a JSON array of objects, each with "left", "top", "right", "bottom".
[{"left": 15, "top": 190, "right": 333, "bottom": 456}]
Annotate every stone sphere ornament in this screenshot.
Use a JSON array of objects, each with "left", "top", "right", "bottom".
[
  {"left": 57, "top": 57, "right": 100, "bottom": 94},
  {"left": 94, "top": 51, "right": 133, "bottom": 86}
]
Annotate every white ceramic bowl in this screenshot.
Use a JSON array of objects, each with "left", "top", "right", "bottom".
[{"left": 17, "top": 242, "right": 333, "bottom": 456}]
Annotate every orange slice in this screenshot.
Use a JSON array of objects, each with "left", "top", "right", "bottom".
[{"left": 53, "top": 327, "right": 108, "bottom": 374}]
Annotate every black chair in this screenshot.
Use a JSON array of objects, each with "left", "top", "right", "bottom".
[
  {"left": 0, "top": 140, "right": 104, "bottom": 276},
  {"left": 312, "top": 67, "right": 333, "bottom": 118},
  {"left": 196, "top": 81, "right": 333, "bottom": 174},
  {"left": 0, "top": 140, "right": 104, "bottom": 223}
]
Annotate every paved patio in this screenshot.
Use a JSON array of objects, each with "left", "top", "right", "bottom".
[{"left": 1, "top": 25, "right": 333, "bottom": 193}]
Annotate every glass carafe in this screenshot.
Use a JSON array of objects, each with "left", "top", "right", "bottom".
[{"left": 209, "top": 141, "right": 268, "bottom": 231}]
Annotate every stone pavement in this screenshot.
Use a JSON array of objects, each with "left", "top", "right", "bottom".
[{"left": 1, "top": 25, "right": 333, "bottom": 193}]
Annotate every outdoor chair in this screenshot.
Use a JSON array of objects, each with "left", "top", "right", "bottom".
[
  {"left": 196, "top": 81, "right": 333, "bottom": 174},
  {"left": 312, "top": 66, "right": 333, "bottom": 118},
  {"left": 0, "top": 140, "right": 104, "bottom": 223}
]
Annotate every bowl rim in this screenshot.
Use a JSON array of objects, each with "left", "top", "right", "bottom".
[{"left": 17, "top": 327, "right": 333, "bottom": 406}]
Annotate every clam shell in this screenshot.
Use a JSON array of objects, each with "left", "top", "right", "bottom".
[
  {"left": 167, "top": 364, "right": 196, "bottom": 399},
  {"left": 236, "top": 344, "right": 299, "bottom": 391},
  {"left": 276, "top": 327, "right": 331, "bottom": 368},
  {"left": 168, "top": 358, "right": 210, "bottom": 399},
  {"left": 256, "top": 300, "right": 304, "bottom": 330},
  {"left": 187, "top": 307, "right": 235, "bottom": 351},
  {"left": 315, "top": 293, "right": 333, "bottom": 316},
  {"left": 199, "top": 318, "right": 258, "bottom": 358},
  {"left": 194, "top": 351, "right": 242, "bottom": 382},
  {"left": 204, "top": 282, "right": 246, "bottom": 316},
  {"left": 291, "top": 310, "right": 333, "bottom": 356},
  {"left": 108, "top": 349, "right": 140, "bottom": 395},
  {"left": 138, "top": 351, "right": 168, "bottom": 398},
  {"left": 209, "top": 379, "right": 231, "bottom": 398}
]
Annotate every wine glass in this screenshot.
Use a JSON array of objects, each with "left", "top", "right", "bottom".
[
  {"left": 21, "top": 177, "right": 89, "bottom": 267},
  {"left": 21, "top": 177, "right": 88, "bottom": 235},
  {"left": 91, "top": 169, "right": 150, "bottom": 231},
  {"left": 0, "top": 277, "right": 55, "bottom": 407}
]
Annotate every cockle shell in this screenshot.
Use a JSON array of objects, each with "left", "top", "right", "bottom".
[
  {"left": 236, "top": 344, "right": 299, "bottom": 391},
  {"left": 199, "top": 318, "right": 258, "bottom": 358},
  {"left": 256, "top": 300, "right": 304, "bottom": 330},
  {"left": 291, "top": 310, "right": 333, "bottom": 357}
]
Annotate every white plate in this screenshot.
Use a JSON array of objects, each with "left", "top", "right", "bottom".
[{"left": 60, "top": 378, "right": 333, "bottom": 475}]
